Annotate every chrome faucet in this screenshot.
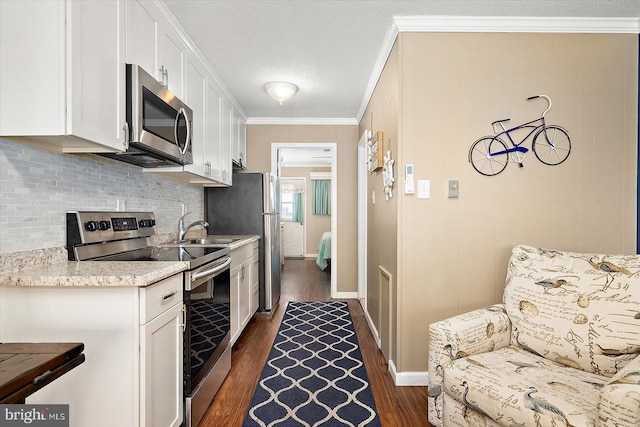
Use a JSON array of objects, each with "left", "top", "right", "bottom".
[{"left": 178, "top": 212, "right": 209, "bottom": 241}]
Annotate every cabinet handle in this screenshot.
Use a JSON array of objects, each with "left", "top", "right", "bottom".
[
  {"left": 122, "top": 122, "right": 130, "bottom": 151},
  {"left": 164, "top": 68, "right": 169, "bottom": 87},
  {"left": 159, "top": 65, "right": 165, "bottom": 86},
  {"left": 181, "top": 304, "right": 186, "bottom": 332},
  {"left": 162, "top": 290, "right": 177, "bottom": 301}
]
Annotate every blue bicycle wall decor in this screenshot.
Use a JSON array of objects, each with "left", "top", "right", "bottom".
[{"left": 469, "top": 95, "right": 571, "bottom": 176}]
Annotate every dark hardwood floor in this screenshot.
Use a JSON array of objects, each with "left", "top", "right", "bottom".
[{"left": 198, "top": 258, "right": 430, "bottom": 426}]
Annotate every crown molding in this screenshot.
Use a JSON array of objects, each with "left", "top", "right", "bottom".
[
  {"left": 355, "top": 15, "right": 640, "bottom": 123},
  {"left": 393, "top": 16, "right": 640, "bottom": 34},
  {"left": 245, "top": 117, "right": 359, "bottom": 126},
  {"left": 355, "top": 21, "right": 400, "bottom": 123}
]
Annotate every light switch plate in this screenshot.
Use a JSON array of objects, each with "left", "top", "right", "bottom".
[
  {"left": 448, "top": 180, "right": 459, "bottom": 198},
  {"left": 418, "top": 180, "right": 430, "bottom": 199}
]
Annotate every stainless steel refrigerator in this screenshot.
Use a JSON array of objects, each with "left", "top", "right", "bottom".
[{"left": 204, "top": 172, "right": 281, "bottom": 312}]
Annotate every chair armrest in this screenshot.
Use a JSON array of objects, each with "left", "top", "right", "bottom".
[
  {"left": 598, "top": 354, "right": 640, "bottom": 426},
  {"left": 427, "top": 304, "right": 512, "bottom": 427}
]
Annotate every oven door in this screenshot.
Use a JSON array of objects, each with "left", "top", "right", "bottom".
[{"left": 184, "top": 256, "right": 231, "bottom": 427}]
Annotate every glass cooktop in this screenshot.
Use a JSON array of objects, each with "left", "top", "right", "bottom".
[{"left": 92, "top": 245, "right": 229, "bottom": 269}]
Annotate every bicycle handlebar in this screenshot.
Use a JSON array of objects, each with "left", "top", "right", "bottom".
[{"left": 527, "top": 95, "right": 552, "bottom": 118}]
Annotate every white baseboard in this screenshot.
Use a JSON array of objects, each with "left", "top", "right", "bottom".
[
  {"left": 363, "top": 308, "right": 381, "bottom": 349},
  {"left": 335, "top": 291, "right": 358, "bottom": 299},
  {"left": 389, "top": 360, "right": 429, "bottom": 386}
]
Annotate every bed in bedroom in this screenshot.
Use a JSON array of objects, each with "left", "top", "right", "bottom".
[{"left": 316, "top": 231, "right": 331, "bottom": 270}]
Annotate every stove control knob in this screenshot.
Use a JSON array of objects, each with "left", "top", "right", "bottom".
[
  {"left": 84, "top": 221, "right": 99, "bottom": 232},
  {"left": 99, "top": 220, "right": 111, "bottom": 231},
  {"left": 139, "top": 219, "right": 154, "bottom": 228}
]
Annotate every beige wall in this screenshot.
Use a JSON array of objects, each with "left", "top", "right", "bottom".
[
  {"left": 362, "top": 32, "right": 638, "bottom": 373},
  {"left": 244, "top": 125, "right": 360, "bottom": 293},
  {"left": 359, "top": 41, "right": 400, "bottom": 362},
  {"left": 281, "top": 167, "right": 332, "bottom": 255}
]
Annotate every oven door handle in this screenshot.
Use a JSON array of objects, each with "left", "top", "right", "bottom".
[{"left": 191, "top": 258, "right": 231, "bottom": 281}]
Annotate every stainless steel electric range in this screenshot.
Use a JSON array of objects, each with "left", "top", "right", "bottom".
[{"left": 67, "top": 211, "right": 232, "bottom": 427}]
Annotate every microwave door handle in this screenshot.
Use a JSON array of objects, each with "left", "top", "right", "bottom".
[
  {"left": 174, "top": 107, "right": 191, "bottom": 155},
  {"left": 183, "top": 108, "right": 192, "bottom": 155}
]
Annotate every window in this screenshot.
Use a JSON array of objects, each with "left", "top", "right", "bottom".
[{"left": 281, "top": 192, "right": 294, "bottom": 221}]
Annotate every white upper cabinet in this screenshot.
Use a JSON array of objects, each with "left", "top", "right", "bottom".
[
  {"left": 231, "top": 109, "right": 247, "bottom": 169},
  {"left": 126, "top": 0, "right": 185, "bottom": 99},
  {"left": 0, "top": 0, "right": 126, "bottom": 152},
  {"left": 183, "top": 54, "right": 208, "bottom": 179}
]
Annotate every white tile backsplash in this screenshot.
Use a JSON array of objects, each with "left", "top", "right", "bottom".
[{"left": 0, "top": 138, "right": 204, "bottom": 253}]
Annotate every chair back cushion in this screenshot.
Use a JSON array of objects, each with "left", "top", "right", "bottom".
[{"left": 503, "top": 245, "right": 640, "bottom": 377}]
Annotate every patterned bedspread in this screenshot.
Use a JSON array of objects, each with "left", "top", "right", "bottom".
[{"left": 316, "top": 231, "right": 331, "bottom": 270}]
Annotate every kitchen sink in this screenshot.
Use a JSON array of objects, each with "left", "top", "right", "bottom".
[{"left": 162, "top": 237, "right": 243, "bottom": 246}]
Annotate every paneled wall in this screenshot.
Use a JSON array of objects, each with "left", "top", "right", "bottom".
[
  {"left": 361, "top": 32, "right": 638, "bottom": 375},
  {"left": 400, "top": 32, "right": 638, "bottom": 372},
  {"left": 0, "top": 138, "right": 203, "bottom": 254}
]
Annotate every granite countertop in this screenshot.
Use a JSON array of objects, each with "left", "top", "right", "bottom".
[
  {"left": 0, "top": 234, "right": 260, "bottom": 288},
  {"left": 0, "top": 261, "right": 188, "bottom": 288}
]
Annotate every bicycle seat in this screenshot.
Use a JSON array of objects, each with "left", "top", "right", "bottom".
[{"left": 491, "top": 118, "right": 511, "bottom": 125}]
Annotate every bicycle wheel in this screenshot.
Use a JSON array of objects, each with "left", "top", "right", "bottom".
[
  {"left": 469, "top": 136, "right": 509, "bottom": 176},
  {"left": 532, "top": 125, "right": 571, "bottom": 166}
]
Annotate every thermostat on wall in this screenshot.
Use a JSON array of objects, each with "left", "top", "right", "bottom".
[{"left": 404, "top": 164, "right": 414, "bottom": 194}]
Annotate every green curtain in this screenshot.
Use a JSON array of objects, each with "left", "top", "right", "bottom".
[
  {"left": 292, "top": 193, "right": 303, "bottom": 223},
  {"left": 312, "top": 179, "right": 330, "bottom": 215}
]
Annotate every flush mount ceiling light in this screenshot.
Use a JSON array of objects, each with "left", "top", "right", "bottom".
[{"left": 264, "top": 81, "right": 298, "bottom": 105}]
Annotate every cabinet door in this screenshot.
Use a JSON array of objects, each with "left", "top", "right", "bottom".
[
  {"left": 249, "top": 255, "right": 259, "bottom": 315},
  {"left": 140, "top": 303, "right": 184, "bottom": 427},
  {"left": 184, "top": 54, "right": 207, "bottom": 178},
  {"left": 220, "top": 99, "right": 233, "bottom": 185},
  {"left": 230, "top": 267, "right": 240, "bottom": 345},
  {"left": 205, "top": 78, "right": 224, "bottom": 182},
  {"left": 126, "top": 0, "right": 158, "bottom": 80},
  {"left": 238, "top": 264, "right": 251, "bottom": 330},
  {"left": 231, "top": 109, "right": 240, "bottom": 164},
  {"left": 68, "top": 0, "right": 126, "bottom": 151},
  {"left": 160, "top": 28, "right": 185, "bottom": 99},
  {"left": 238, "top": 120, "right": 247, "bottom": 168}
]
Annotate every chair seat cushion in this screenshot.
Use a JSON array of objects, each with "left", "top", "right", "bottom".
[{"left": 443, "top": 345, "right": 607, "bottom": 426}]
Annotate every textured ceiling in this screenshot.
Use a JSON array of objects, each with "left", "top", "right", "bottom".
[{"left": 163, "top": 0, "right": 640, "bottom": 122}]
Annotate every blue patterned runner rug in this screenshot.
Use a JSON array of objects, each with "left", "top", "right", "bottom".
[{"left": 243, "top": 301, "right": 381, "bottom": 427}]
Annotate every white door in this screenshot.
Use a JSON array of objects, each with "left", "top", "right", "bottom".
[{"left": 283, "top": 222, "right": 304, "bottom": 257}]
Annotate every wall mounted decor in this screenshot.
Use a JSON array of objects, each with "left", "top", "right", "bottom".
[
  {"left": 367, "top": 131, "right": 384, "bottom": 173},
  {"left": 468, "top": 95, "right": 571, "bottom": 176},
  {"left": 383, "top": 149, "right": 395, "bottom": 200}
]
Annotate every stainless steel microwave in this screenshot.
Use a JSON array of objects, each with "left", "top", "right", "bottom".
[{"left": 101, "top": 64, "right": 193, "bottom": 168}]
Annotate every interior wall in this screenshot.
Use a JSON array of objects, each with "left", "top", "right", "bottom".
[
  {"left": 281, "top": 167, "right": 331, "bottom": 256},
  {"left": 359, "top": 41, "right": 400, "bottom": 363},
  {"left": 397, "top": 32, "right": 638, "bottom": 373},
  {"left": 244, "top": 125, "right": 359, "bottom": 293}
]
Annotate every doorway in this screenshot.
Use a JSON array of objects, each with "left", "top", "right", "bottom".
[{"left": 271, "top": 143, "right": 337, "bottom": 298}]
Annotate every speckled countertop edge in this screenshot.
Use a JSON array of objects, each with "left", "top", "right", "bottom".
[{"left": 0, "top": 233, "right": 259, "bottom": 288}]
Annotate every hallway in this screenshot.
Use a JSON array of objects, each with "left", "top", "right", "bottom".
[{"left": 198, "top": 258, "right": 430, "bottom": 426}]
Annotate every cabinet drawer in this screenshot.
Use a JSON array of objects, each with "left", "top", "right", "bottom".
[
  {"left": 140, "top": 274, "right": 183, "bottom": 324},
  {"left": 231, "top": 240, "right": 256, "bottom": 269}
]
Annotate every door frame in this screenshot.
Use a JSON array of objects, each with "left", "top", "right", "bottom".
[
  {"left": 357, "top": 130, "right": 371, "bottom": 307},
  {"left": 271, "top": 142, "right": 338, "bottom": 298}
]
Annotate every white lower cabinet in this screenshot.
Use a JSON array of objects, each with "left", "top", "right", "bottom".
[
  {"left": 0, "top": 274, "right": 184, "bottom": 427},
  {"left": 230, "top": 240, "right": 260, "bottom": 345},
  {"left": 140, "top": 299, "right": 184, "bottom": 427}
]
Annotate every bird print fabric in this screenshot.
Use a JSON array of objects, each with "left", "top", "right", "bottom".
[{"left": 428, "top": 245, "right": 640, "bottom": 427}]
